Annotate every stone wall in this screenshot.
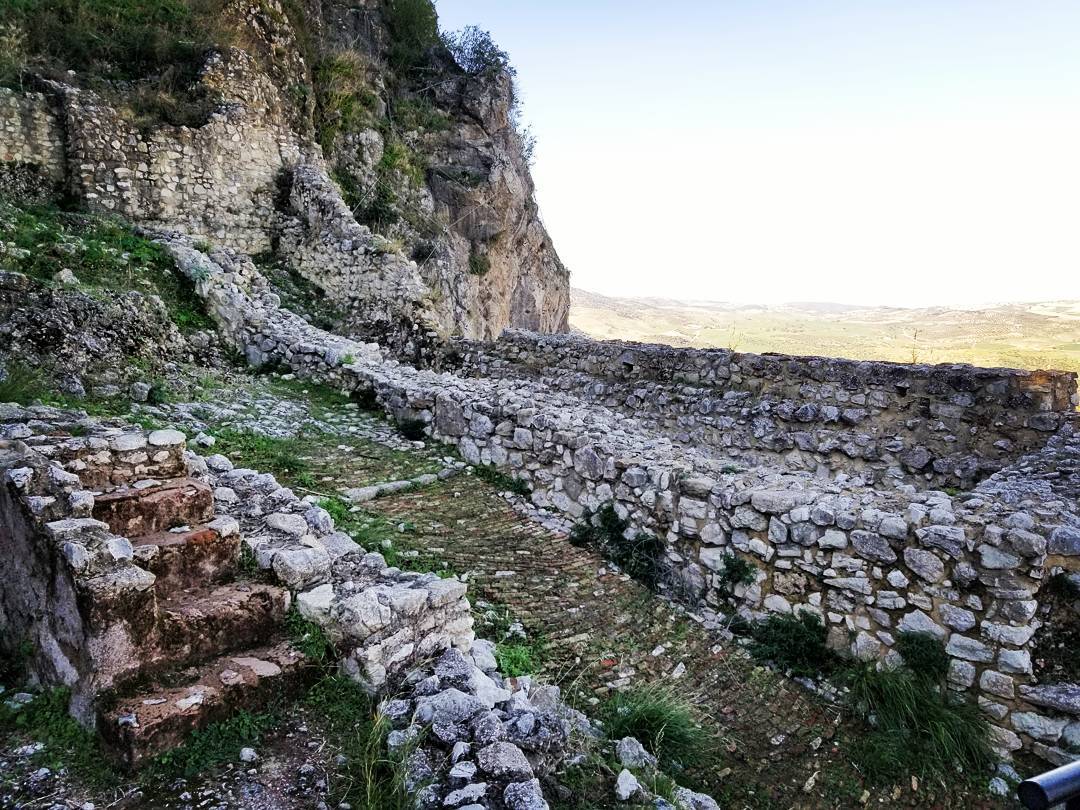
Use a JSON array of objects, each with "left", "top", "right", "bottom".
[
  {"left": 158, "top": 237, "right": 1080, "bottom": 763},
  {"left": 453, "top": 330, "right": 1078, "bottom": 490},
  {"left": 0, "top": 88, "right": 65, "bottom": 203}
]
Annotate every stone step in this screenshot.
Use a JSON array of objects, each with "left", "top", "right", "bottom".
[
  {"left": 93, "top": 477, "right": 214, "bottom": 539},
  {"left": 99, "top": 638, "right": 309, "bottom": 770},
  {"left": 132, "top": 521, "right": 241, "bottom": 597},
  {"left": 152, "top": 582, "right": 291, "bottom": 671}
]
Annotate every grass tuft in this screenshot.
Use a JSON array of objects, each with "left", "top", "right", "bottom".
[
  {"left": 895, "top": 631, "right": 949, "bottom": 682},
  {"left": 598, "top": 684, "right": 710, "bottom": 774},
  {"left": 472, "top": 463, "right": 529, "bottom": 497}
]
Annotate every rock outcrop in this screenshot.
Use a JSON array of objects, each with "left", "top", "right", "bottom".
[{"left": 0, "top": 0, "right": 570, "bottom": 345}]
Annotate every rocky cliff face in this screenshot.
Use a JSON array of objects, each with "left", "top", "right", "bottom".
[{"left": 0, "top": 0, "right": 570, "bottom": 345}]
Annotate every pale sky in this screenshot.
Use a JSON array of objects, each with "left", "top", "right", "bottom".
[{"left": 436, "top": 1, "right": 1080, "bottom": 307}]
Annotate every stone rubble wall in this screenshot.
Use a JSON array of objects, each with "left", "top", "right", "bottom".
[
  {"left": 453, "top": 331, "right": 1078, "bottom": 491},
  {"left": 160, "top": 236, "right": 1080, "bottom": 762},
  {"left": 0, "top": 402, "right": 474, "bottom": 710},
  {"left": 0, "top": 88, "right": 65, "bottom": 202}
]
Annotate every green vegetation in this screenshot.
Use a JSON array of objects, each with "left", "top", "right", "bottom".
[
  {"left": 314, "top": 52, "right": 379, "bottom": 152},
  {"left": 396, "top": 416, "right": 427, "bottom": 441},
  {"left": 472, "top": 463, "right": 529, "bottom": 496},
  {"left": 842, "top": 662, "right": 992, "bottom": 784},
  {"left": 0, "top": 687, "right": 119, "bottom": 788},
  {"left": 494, "top": 642, "right": 537, "bottom": 677},
  {"left": 285, "top": 606, "right": 334, "bottom": 665},
  {"left": 569, "top": 503, "right": 665, "bottom": 589},
  {"left": 895, "top": 631, "right": 950, "bottom": 682},
  {"left": 468, "top": 250, "right": 490, "bottom": 277},
  {"left": 748, "top": 612, "right": 837, "bottom": 678},
  {"left": 714, "top": 552, "right": 755, "bottom": 597},
  {"left": 148, "top": 709, "right": 275, "bottom": 779},
  {"left": 384, "top": 0, "right": 439, "bottom": 73},
  {"left": 253, "top": 251, "right": 347, "bottom": 332},
  {"left": 1032, "top": 572, "right": 1080, "bottom": 682},
  {"left": 0, "top": 202, "right": 212, "bottom": 331},
  {"left": 210, "top": 427, "right": 317, "bottom": 489},
  {"left": 305, "top": 675, "right": 413, "bottom": 808},
  {"left": 599, "top": 684, "right": 709, "bottom": 773},
  {"left": 442, "top": 25, "right": 514, "bottom": 78},
  {"left": 393, "top": 96, "right": 450, "bottom": 132}
]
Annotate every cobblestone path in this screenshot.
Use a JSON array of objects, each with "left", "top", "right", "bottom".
[{"left": 369, "top": 476, "right": 865, "bottom": 809}]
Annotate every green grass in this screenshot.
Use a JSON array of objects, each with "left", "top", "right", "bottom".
[
  {"left": 598, "top": 684, "right": 710, "bottom": 774},
  {"left": 494, "top": 642, "right": 537, "bottom": 677},
  {"left": 468, "top": 251, "right": 490, "bottom": 277},
  {"left": 747, "top": 612, "right": 837, "bottom": 678},
  {"left": 0, "top": 687, "right": 120, "bottom": 788},
  {"left": 842, "top": 663, "right": 993, "bottom": 785},
  {"left": 146, "top": 709, "right": 275, "bottom": 780},
  {"left": 0, "top": 202, "right": 212, "bottom": 331},
  {"left": 285, "top": 606, "right": 334, "bottom": 666},
  {"left": 305, "top": 675, "right": 412, "bottom": 808},
  {"left": 208, "top": 428, "right": 317, "bottom": 489}
]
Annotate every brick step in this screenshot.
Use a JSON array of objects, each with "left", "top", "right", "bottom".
[
  {"left": 132, "top": 522, "right": 241, "bottom": 597},
  {"left": 93, "top": 477, "right": 214, "bottom": 539},
  {"left": 151, "top": 582, "right": 291, "bottom": 671},
  {"left": 99, "top": 638, "right": 310, "bottom": 770}
]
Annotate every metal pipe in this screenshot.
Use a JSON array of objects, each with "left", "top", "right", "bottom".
[{"left": 1018, "top": 759, "right": 1080, "bottom": 810}]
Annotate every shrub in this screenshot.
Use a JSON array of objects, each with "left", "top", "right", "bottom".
[
  {"left": 599, "top": 684, "right": 709, "bottom": 772},
  {"left": 495, "top": 642, "right": 537, "bottom": 677},
  {"left": 442, "top": 26, "right": 514, "bottom": 78},
  {"left": 0, "top": 362, "right": 52, "bottom": 404},
  {"left": 394, "top": 96, "right": 449, "bottom": 132},
  {"left": 384, "top": 0, "right": 439, "bottom": 72},
  {"left": 468, "top": 251, "right": 490, "bottom": 277},
  {"left": 748, "top": 612, "right": 836, "bottom": 678},
  {"left": 843, "top": 663, "right": 993, "bottom": 783},
  {"left": 895, "top": 632, "right": 949, "bottom": 683},
  {"left": 285, "top": 606, "right": 334, "bottom": 665},
  {"left": 714, "top": 552, "right": 755, "bottom": 597},
  {"left": 569, "top": 503, "right": 665, "bottom": 588}
]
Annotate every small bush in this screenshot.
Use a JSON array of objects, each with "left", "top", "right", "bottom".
[
  {"left": 599, "top": 685, "right": 709, "bottom": 773},
  {"left": 468, "top": 251, "right": 491, "bottom": 276},
  {"left": 442, "top": 26, "right": 514, "bottom": 78},
  {"left": 473, "top": 463, "right": 529, "bottom": 497},
  {"left": 843, "top": 663, "right": 993, "bottom": 783},
  {"left": 315, "top": 51, "right": 379, "bottom": 151},
  {"left": 748, "top": 612, "right": 836, "bottom": 678},
  {"left": 495, "top": 642, "right": 537, "bottom": 677},
  {"left": 0, "top": 362, "right": 51, "bottom": 404},
  {"left": 895, "top": 632, "right": 949, "bottom": 682},
  {"left": 714, "top": 552, "right": 755, "bottom": 597},
  {"left": 394, "top": 96, "right": 450, "bottom": 132},
  {"left": 570, "top": 503, "right": 665, "bottom": 588},
  {"left": 385, "top": 0, "right": 439, "bottom": 72}
]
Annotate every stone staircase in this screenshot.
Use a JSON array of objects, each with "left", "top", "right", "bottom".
[{"left": 85, "top": 475, "right": 306, "bottom": 769}]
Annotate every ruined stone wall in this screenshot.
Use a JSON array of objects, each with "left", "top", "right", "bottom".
[
  {"left": 0, "top": 88, "right": 65, "bottom": 202},
  {"left": 160, "top": 237, "right": 1080, "bottom": 762},
  {"left": 454, "top": 330, "right": 1078, "bottom": 490}
]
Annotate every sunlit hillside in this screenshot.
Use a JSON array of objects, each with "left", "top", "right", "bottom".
[{"left": 570, "top": 289, "right": 1080, "bottom": 377}]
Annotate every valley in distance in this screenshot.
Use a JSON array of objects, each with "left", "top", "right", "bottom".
[{"left": 570, "top": 288, "right": 1080, "bottom": 378}]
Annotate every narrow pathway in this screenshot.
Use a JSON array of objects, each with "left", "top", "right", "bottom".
[{"left": 368, "top": 477, "right": 857, "bottom": 809}]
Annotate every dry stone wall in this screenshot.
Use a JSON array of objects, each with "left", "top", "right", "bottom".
[
  {"left": 155, "top": 236, "right": 1080, "bottom": 763},
  {"left": 0, "top": 88, "right": 65, "bottom": 202},
  {"left": 454, "top": 330, "right": 1077, "bottom": 491}
]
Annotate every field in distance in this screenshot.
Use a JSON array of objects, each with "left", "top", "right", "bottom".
[{"left": 570, "top": 289, "right": 1080, "bottom": 377}]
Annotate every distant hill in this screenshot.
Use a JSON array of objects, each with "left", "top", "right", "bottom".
[{"left": 570, "top": 288, "right": 1080, "bottom": 376}]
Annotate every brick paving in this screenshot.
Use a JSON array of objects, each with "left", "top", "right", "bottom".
[{"left": 369, "top": 476, "right": 865, "bottom": 808}]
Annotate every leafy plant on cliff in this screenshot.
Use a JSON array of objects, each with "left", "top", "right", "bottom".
[
  {"left": 384, "top": 0, "right": 439, "bottom": 73},
  {"left": 467, "top": 250, "right": 490, "bottom": 277},
  {"left": 714, "top": 552, "right": 755, "bottom": 598},
  {"left": 315, "top": 51, "right": 379, "bottom": 152},
  {"left": 441, "top": 25, "right": 514, "bottom": 78}
]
